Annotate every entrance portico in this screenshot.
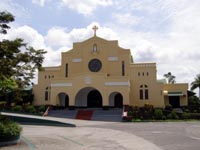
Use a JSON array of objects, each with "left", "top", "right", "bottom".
[{"left": 75, "top": 87, "right": 102, "bottom": 107}]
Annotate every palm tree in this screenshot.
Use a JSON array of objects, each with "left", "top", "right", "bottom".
[
  {"left": 164, "top": 72, "right": 176, "bottom": 84},
  {"left": 191, "top": 74, "right": 200, "bottom": 99}
]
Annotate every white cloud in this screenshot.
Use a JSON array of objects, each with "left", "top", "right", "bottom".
[
  {"left": 2, "top": 25, "right": 46, "bottom": 50},
  {"left": 32, "top": 0, "right": 46, "bottom": 6},
  {"left": 98, "top": 0, "right": 200, "bottom": 96},
  {"left": 45, "top": 27, "right": 70, "bottom": 49},
  {"left": 44, "top": 26, "right": 92, "bottom": 50},
  {"left": 0, "top": 23, "right": 116, "bottom": 69},
  {"left": 45, "top": 23, "right": 118, "bottom": 50},
  {"left": 61, "top": 0, "right": 113, "bottom": 16},
  {"left": 122, "top": 2, "right": 199, "bottom": 66},
  {"left": 0, "top": 0, "right": 28, "bottom": 19},
  {"left": 112, "top": 13, "right": 141, "bottom": 26},
  {"left": 1, "top": 0, "right": 200, "bottom": 95}
]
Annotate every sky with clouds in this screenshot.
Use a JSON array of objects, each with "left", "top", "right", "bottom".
[{"left": 1, "top": 0, "right": 200, "bottom": 94}]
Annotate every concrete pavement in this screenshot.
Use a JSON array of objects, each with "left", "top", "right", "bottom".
[
  {"left": 1, "top": 125, "right": 162, "bottom": 150},
  {"left": 1, "top": 114, "right": 200, "bottom": 150}
]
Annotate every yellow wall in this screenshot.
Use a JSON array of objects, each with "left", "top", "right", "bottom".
[
  {"left": 33, "top": 36, "right": 188, "bottom": 108},
  {"left": 163, "top": 84, "right": 188, "bottom": 106},
  {"left": 129, "top": 63, "right": 165, "bottom": 107}
]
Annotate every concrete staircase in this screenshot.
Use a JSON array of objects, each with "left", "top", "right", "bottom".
[
  {"left": 48, "top": 109, "right": 77, "bottom": 119},
  {"left": 76, "top": 110, "right": 93, "bottom": 120},
  {"left": 92, "top": 108, "right": 123, "bottom": 122},
  {"left": 48, "top": 108, "right": 123, "bottom": 122}
]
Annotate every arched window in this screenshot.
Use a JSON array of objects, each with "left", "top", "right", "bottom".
[
  {"left": 122, "top": 61, "right": 125, "bottom": 76},
  {"left": 144, "top": 85, "right": 149, "bottom": 99},
  {"left": 45, "top": 87, "right": 50, "bottom": 101},
  {"left": 139, "top": 84, "right": 149, "bottom": 100},
  {"left": 65, "top": 63, "right": 68, "bottom": 77},
  {"left": 139, "top": 85, "right": 143, "bottom": 99},
  {"left": 93, "top": 44, "right": 97, "bottom": 52}
]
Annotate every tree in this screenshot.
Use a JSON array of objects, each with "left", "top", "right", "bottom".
[
  {"left": 191, "top": 74, "right": 200, "bottom": 99},
  {"left": 188, "top": 95, "right": 200, "bottom": 105},
  {"left": 0, "top": 11, "right": 14, "bottom": 34},
  {"left": 163, "top": 72, "right": 176, "bottom": 84},
  {"left": 0, "top": 76, "right": 17, "bottom": 96},
  {"left": 0, "top": 39, "right": 46, "bottom": 87},
  {"left": 0, "top": 11, "right": 46, "bottom": 103}
]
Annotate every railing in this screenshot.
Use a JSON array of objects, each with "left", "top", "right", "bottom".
[{"left": 43, "top": 106, "right": 50, "bottom": 116}]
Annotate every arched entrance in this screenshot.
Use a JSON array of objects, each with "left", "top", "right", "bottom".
[
  {"left": 75, "top": 87, "right": 102, "bottom": 107},
  {"left": 109, "top": 92, "right": 123, "bottom": 108},
  {"left": 87, "top": 90, "right": 102, "bottom": 108},
  {"left": 58, "top": 93, "right": 69, "bottom": 107}
]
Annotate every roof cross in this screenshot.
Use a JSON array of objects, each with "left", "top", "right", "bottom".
[{"left": 92, "top": 25, "right": 98, "bottom": 36}]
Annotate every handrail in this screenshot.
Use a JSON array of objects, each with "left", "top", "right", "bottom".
[{"left": 43, "top": 106, "right": 50, "bottom": 117}]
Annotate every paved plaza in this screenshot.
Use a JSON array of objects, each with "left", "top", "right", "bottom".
[{"left": 1, "top": 117, "right": 200, "bottom": 150}]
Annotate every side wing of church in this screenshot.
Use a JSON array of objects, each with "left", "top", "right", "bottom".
[{"left": 33, "top": 31, "right": 188, "bottom": 108}]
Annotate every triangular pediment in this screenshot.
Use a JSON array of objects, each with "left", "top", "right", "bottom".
[{"left": 72, "top": 36, "right": 119, "bottom": 49}]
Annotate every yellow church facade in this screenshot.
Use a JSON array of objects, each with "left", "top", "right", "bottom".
[{"left": 33, "top": 29, "right": 188, "bottom": 108}]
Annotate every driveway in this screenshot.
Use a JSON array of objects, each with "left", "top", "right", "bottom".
[{"left": 1, "top": 118, "right": 200, "bottom": 150}]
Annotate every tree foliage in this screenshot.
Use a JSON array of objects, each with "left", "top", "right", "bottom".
[
  {"left": 0, "top": 39, "right": 46, "bottom": 87},
  {"left": 0, "top": 11, "right": 14, "bottom": 34},
  {"left": 188, "top": 95, "right": 200, "bottom": 105},
  {"left": 191, "top": 74, "right": 200, "bottom": 98},
  {"left": 0, "top": 76, "right": 17, "bottom": 96},
  {"left": 163, "top": 72, "right": 176, "bottom": 84},
  {"left": 0, "top": 11, "right": 46, "bottom": 101}
]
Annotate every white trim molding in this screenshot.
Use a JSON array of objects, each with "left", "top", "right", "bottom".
[
  {"left": 51, "top": 83, "right": 72, "bottom": 87},
  {"left": 45, "top": 67, "right": 60, "bottom": 71},
  {"left": 72, "top": 58, "right": 82, "bottom": 62},
  {"left": 108, "top": 56, "right": 118, "bottom": 61},
  {"left": 105, "top": 82, "right": 130, "bottom": 86}
]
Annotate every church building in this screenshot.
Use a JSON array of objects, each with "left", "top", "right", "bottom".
[{"left": 33, "top": 26, "right": 188, "bottom": 108}]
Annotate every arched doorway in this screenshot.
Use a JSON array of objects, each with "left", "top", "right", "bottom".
[
  {"left": 58, "top": 93, "right": 69, "bottom": 108},
  {"left": 87, "top": 90, "right": 102, "bottom": 108},
  {"left": 109, "top": 92, "right": 123, "bottom": 108},
  {"left": 114, "top": 93, "right": 123, "bottom": 108},
  {"left": 75, "top": 87, "right": 102, "bottom": 107}
]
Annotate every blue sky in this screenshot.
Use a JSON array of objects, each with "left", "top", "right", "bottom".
[{"left": 1, "top": 0, "right": 200, "bottom": 93}]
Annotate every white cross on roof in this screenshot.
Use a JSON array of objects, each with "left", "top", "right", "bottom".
[{"left": 92, "top": 25, "right": 98, "bottom": 36}]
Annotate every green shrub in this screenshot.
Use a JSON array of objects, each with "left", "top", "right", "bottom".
[
  {"left": 38, "top": 105, "right": 46, "bottom": 112},
  {"left": 132, "top": 118, "right": 141, "bottom": 122},
  {"left": 0, "top": 101, "right": 6, "bottom": 108},
  {"left": 165, "top": 104, "right": 172, "bottom": 110},
  {"left": 162, "top": 115, "right": 166, "bottom": 120},
  {"left": 193, "top": 110, "right": 197, "bottom": 113},
  {"left": 0, "top": 115, "right": 7, "bottom": 122},
  {"left": 0, "top": 115, "right": 22, "bottom": 137},
  {"left": 25, "top": 105, "right": 36, "bottom": 113},
  {"left": 167, "top": 111, "right": 179, "bottom": 119},
  {"left": 143, "top": 104, "right": 154, "bottom": 112},
  {"left": 184, "top": 109, "right": 190, "bottom": 113},
  {"left": 0, "top": 122, "right": 22, "bottom": 137},
  {"left": 181, "top": 112, "right": 191, "bottom": 120},
  {"left": 128, "top": 111, "right": 133, "bottom": 116},
  {"left": 188, "top": 96, "right": 200, "bottom": 105},
  {"left": 129, "top": 106, "right": 140, "bottom": 119},
  {"left": 154, "top": 109, "right": 164, "bottom": 120},
  {"left": 131, "top": 106, "right": 140, "bottom": 112},
  {"left": 12, "top": 105, "right": 23, "bottom": 112}
]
